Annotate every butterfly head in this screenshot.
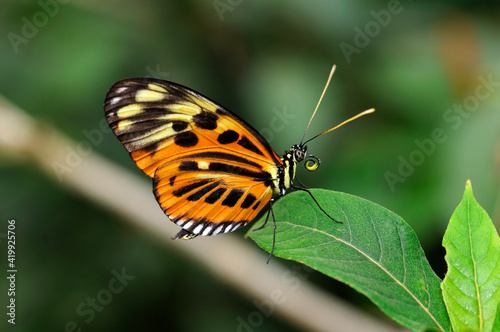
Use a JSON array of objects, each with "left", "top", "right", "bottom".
[
  {"left": 292, "top": 144, "right": 307, "bottom": 162},
  {"left": 290, "top": 144, "right": 321, "bottom": 172}
]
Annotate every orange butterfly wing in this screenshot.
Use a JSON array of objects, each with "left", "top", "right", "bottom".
[{"left": 104, "top": 78, "right": 283, "bottom": 238}]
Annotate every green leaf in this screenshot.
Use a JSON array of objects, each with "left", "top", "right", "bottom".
[
  {"left": 493, "top": 302, "right": 500, "bottom": 332},
  {"left": 441, "top": 180, "right": 500, "bottom": 332},
  {"left": 248, "top": 189, "right": 451, "bottom": 331}
]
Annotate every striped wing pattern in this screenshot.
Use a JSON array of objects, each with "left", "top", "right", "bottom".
[{"left": 104, "top": 78, "right": 283, "bottom": 238}]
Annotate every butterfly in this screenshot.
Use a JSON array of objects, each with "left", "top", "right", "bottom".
[{"left": 104, "top": 65, "right": 374, "bottom": 260}]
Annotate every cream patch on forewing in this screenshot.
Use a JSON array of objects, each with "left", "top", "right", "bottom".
[
  {"left": 198, "top": 161, "right": 209, "bottom": 170},
  {"left": 134, "top": 123, "right": 178, "bottom": 143},
  {"left": 192, "top": 95, "right": 218, "bottom": 113},
  {"left": 116, "top": 119, "right": 134, "bottom": 131},
  {"left": 148, "top": 84, "right": 167, "bottom": 93},
  {"left": 167, "top": 102, "right": 201, "bottom": 115},
  {"left": 160, "top": 114, "right": 192, "bottom": 123},
  {"left": 122, "top": 123, "right": 178, "bottom": 148},
  {"left": 117, "top": 104, "right": 143, "bottom": 118},
  {"left": 135, "top": 89, "right": 165, "bottom": 102}
]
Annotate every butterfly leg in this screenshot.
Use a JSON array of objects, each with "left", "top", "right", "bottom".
[
  {"left": 290, "top": 185, "right": 343, "bottom": 224},
  {"left": 252, "top": 199, "right": 277, "bottom": 263},
  {"left": 253, "top": 198, "right": 274, "bottom": 231},
  {"left": 294, "top": 176, "right": 309, "bottom": 189},
  {"left": 266, "top": 200, "right": 277, "bottom": 264}
]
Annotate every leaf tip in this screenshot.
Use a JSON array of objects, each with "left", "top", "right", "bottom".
[{"left": 464, "top": 179, "right": 474, "bottom": 198}]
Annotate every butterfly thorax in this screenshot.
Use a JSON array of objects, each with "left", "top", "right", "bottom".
[{"left": 274, "top": 144, "right": 307, "bottom": 196}]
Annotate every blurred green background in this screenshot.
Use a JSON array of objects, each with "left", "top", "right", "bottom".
[{"left": 1, "top": 0, "right": 499, "bottom": 331}]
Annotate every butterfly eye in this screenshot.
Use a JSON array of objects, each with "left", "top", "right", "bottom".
[
  {"left": 294, "top": 147, "right": 307, "bottom": 162},
  {"left": 304, "top": 155, "right": 320, "bottom": 172}
]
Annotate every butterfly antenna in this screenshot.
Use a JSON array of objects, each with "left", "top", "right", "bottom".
[
  {"left": 303, "top": 108, "right": 375, "bottom": 145},
  {"left": 300, "top": 64, "right": 337, "bottom": 146}
]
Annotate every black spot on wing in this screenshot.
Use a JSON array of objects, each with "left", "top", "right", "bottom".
[
  {"left": 169, "top": 176, "right": 176, "bottom": 186},
  {"left": 193, "top": 111, "right": 218, "bottom": 130},
  {"left": 172, "top": 180, "right": 210, "bottom": 197},
  {"left": 212, "top": 106, "right": 279, "bottom": 162},
  {"left": 241, "top": 193, "right": 257, "bottom": 209},
  {"left": 204, "top": 188, "right": 226, "bottom": 204},
  {"left": 172, "top": 121, "right": 189, "bottom": 132},
  {"left": 221, "top": 189, "right": 244, "bottom": 207},
  {"left": 187, "top": 182, "right": 219, "bottom": 202},
  {"left": 174, "top": 131, "right": 198, "bottom": 147},
  {"left": 185, "top": 152, "right": 261, "bottom": 169},
  {"left": 252, "top": 201, "right": 260, "bottom": 210},
  {"left": 217, "top": 130, "right": 239, "bottom": 144},
  {"left": 238, "top": 136, "right": 264, "bottom": 155},
  {"left": 179, "top": 161, "right": 198, "bottom": 171},
  {"left": 208, "top": 162, "right": 269, "bottom": 179}
]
